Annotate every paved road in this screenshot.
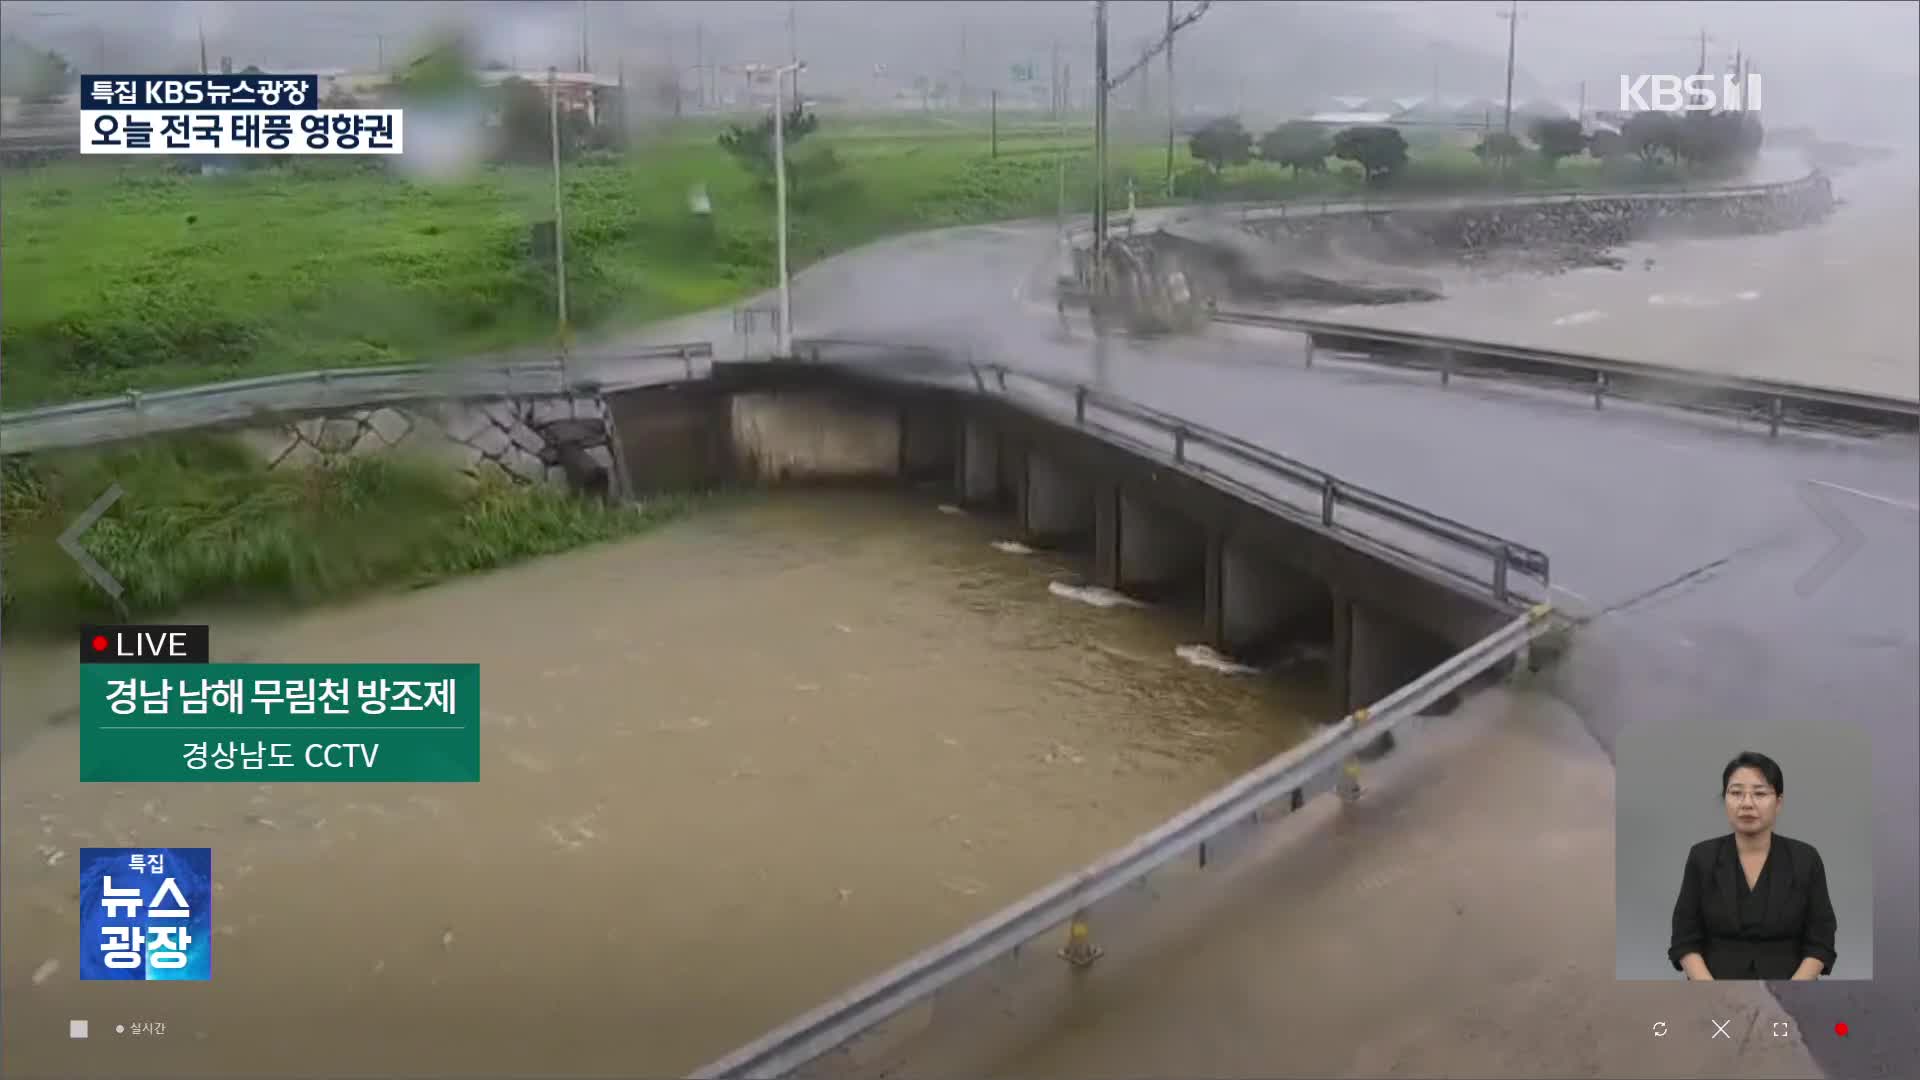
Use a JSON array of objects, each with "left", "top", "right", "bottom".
[{"left": 602, "top": 167, "right": 1917, "bottom": 1080}]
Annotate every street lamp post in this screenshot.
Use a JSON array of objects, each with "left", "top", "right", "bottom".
[
  {"left": 1093, "top": 1, "right": 1109, "bottom": 302},
  {"left": 549, "top": 68, "right": 570, "bottom": 379},
  {"left": 1498, "top": 1, "right": 1520, "bottom": 137},
  {"left": 748, "top": 60, "right": 807, "bottom": 358}
]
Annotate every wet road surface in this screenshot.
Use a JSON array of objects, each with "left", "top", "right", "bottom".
[{"left": 1, "top": 490, "right": 1324, "bottom": 1078}]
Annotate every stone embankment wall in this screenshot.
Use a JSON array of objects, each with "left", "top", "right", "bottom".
[
  {"left": 238, "top": 394, "right": 618, "bottom": 497},
  {"left": 1245, "top": 174, "right": 1836, "bottom": 255}
]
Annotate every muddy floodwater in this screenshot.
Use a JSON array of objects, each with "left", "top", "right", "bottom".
[
  {"left": 2, "top": 489, "right": 1325, "bottom": 1078},
  {"left": 1303, "top": 154, "right": 1920, "bottom": 399}
]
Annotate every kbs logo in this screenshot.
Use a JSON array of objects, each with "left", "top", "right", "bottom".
[
  {"left": 1618, "top": 73, "right": 1763, "bottom": 113},
  {"left": 79, "top": 848, "right": 213, "bottom": 981}
]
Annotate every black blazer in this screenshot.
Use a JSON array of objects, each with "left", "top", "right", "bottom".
[{"left": 1669, "top": 833, "right": 1838, "bottom": 979}]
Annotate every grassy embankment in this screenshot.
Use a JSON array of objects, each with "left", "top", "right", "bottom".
[
  {"left": 0, "top": 115, "right": 1686, "bottom": 632},
  {"left": 0, "top": 438, "right": 698, "bottom": 634}
]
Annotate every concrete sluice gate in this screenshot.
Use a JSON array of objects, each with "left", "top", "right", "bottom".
[
  {"left": 607, "top": 365, "right": 1512, "bottom": 723},
  {"left": 605, "top": 361, "right": 1539, "bottom": 1078}
]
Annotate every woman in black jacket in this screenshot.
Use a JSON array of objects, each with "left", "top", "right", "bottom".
[{"left": 1669, "top": 751, "right": 1839, "bottom": 980}]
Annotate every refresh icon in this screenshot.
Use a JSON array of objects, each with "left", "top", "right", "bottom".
[{"left": 1652, "top": 1022, "right": 1669, "bottom": 1037}]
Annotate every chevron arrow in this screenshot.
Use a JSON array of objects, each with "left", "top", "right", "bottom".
[
  {"left": 58, "top": 484, "right": 125, "bottom": 599},
  {"left": 1795, "top": 481, "right": 1865, "bottom": 598}
]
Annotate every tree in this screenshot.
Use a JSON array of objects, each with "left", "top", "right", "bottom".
[
  {"left": 1672, "top": 110, "right": 1763, "bottom": 170},
  {"left": 1187, "top": 117, "right": 1252, "bottom": 174},
  {"left": 1587, "top": 129, "right": 1626, "bottom": 160},
  {"left": 1621, "top": 111, "right": 1678, "bottom": 165},
  {"left": 718, "top": 103, "right": 821, "bottom": 193},
  {"left": 1, "top": 39, "right": 73, "bottom": 103},
  {"left": 1258, "top": 121, "right": 1331, "bottom": 176},
  {"left": 1529, "top": 117, "right": 1586, "bottom": 168},
  {"left": 1331, "top": 125, "right": 1408, "bottom": 185},
  {"left": 391, "top": 32, "right": 480, "bottom": 102},
  {"left": 497, "top": 77, "right": 557, "bottom": 164},
  {"left": 1472, "top": 131, "right": 1525, "bottom": 167}
]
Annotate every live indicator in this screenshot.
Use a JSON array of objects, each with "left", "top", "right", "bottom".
[{"left": 80, "top": 625, "right": 211, "bottom": 665}]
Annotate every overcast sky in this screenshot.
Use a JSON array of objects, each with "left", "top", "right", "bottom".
[{"left": 4, "top": 1, "right": 1913, "bottom": 138}]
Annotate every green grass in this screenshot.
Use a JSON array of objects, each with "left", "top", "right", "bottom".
[
  {"left": 0, "top": 115, "right": 1692, "bottom": 409},
  {"left": 0, "top": 434, "right": 691, "bottom": 635}
]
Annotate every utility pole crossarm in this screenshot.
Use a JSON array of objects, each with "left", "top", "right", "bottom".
[{"left": 1107, "top": 0, "right": 1212, "bottom": 91}]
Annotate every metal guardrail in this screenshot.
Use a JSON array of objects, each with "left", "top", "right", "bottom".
[
  {"left": 971, "top": 361, "right": 1551, "bottom": 604},
  {"left": 787, "top": 339, "right": 1550, "bottom": 606},
  {"left": 1210, "top": 309, "right": 1920, "bottom": 435},
  {"left": 692, "top": 601, "right": 1555, "bottom": 1080},
  {"left": 0, "top": 342, "right": 716, "bottom": 455}
]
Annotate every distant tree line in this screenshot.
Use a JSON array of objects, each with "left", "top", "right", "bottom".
[
  {"left": 1188, "top": 117, "right": 1408, "bottom": 186},
  {"left": 1183, "top": 106, "right": 1762, "bottom": 192}
]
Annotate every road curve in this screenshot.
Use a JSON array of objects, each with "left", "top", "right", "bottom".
[{"left": 609, "top": 166, "right": 1917, "bottom": 1080}]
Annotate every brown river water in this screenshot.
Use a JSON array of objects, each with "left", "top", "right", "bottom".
[{"left": 1, "top": 489, "right": 1325, "bottom": 1078}]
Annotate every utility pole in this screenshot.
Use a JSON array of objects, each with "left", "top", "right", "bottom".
[
  {"left": 1140, "top": 43, "right": 1150, "bottom": 114},
  {"left": 1050, "top": 39, "right": 1060, "bottom": 119},
  {"left": 1578, "top": 79, "right": 1586, "bottom": 127},
  {"left": 1092, "top": 0, "right": 1213, "bottom": 301},
  {"left": 1093, "top": 0, "right": 1109, "bottom": 295},
  {"left": 960, "top": 23, "right": 969, "bottom": 108},
  {"left": 1056, "top": 82, "right": 1068, "bottom": 233},
  {"left": 579, "top": 0, "right": 589, "bottom": 73},
  {"left": 788, "top": 2, "right": 800, "bottom": 103},
  {"left": 667, "top": 29, "right": 681, "bottom": 117},
  {"left": 1499, "top": 1, "right": 1518, "bottom": 137},
  {"left": 1696, "top": 26, "right": 1707, "bottom": 76},
  {"left": 548, "top": 67, "right": 570, "bottom": 379},
  {"left": 197, "top": 18, "right": 207, "bottom": 75},
  {"left": 744, "top": 61, "right": 806, "bottom": 357},
  {"left": 991, "top": 90, "right": 998, "bottom": 157},
  {"left": 1164, "top": 0, "right": 1176, "bottom": 198}
]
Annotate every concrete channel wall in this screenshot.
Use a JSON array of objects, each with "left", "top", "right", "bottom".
[{"left": 603, "top": 362, "right": 1523, "bottom": 723}]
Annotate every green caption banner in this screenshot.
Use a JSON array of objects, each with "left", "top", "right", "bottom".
[{"left": 79, "top": 664, "right": 481, "bottom": 782}]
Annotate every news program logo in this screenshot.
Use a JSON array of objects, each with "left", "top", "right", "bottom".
[
  {"left": 80, "top": 73, "right": 402, "bottom": 156},
  {"left": 79, "top": 848, "right": 212, "bottom": 981},
  {"left": 1617, "top": 73, "right": 1763, "bottom": 113}
]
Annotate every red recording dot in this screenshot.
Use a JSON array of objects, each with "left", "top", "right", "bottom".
[
  {"left": 1834, "top": 1023, "right": 1849, "bottom": 1037},
  {"left": 91, "top": 635, "right": 109, "bottom": 652}
]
